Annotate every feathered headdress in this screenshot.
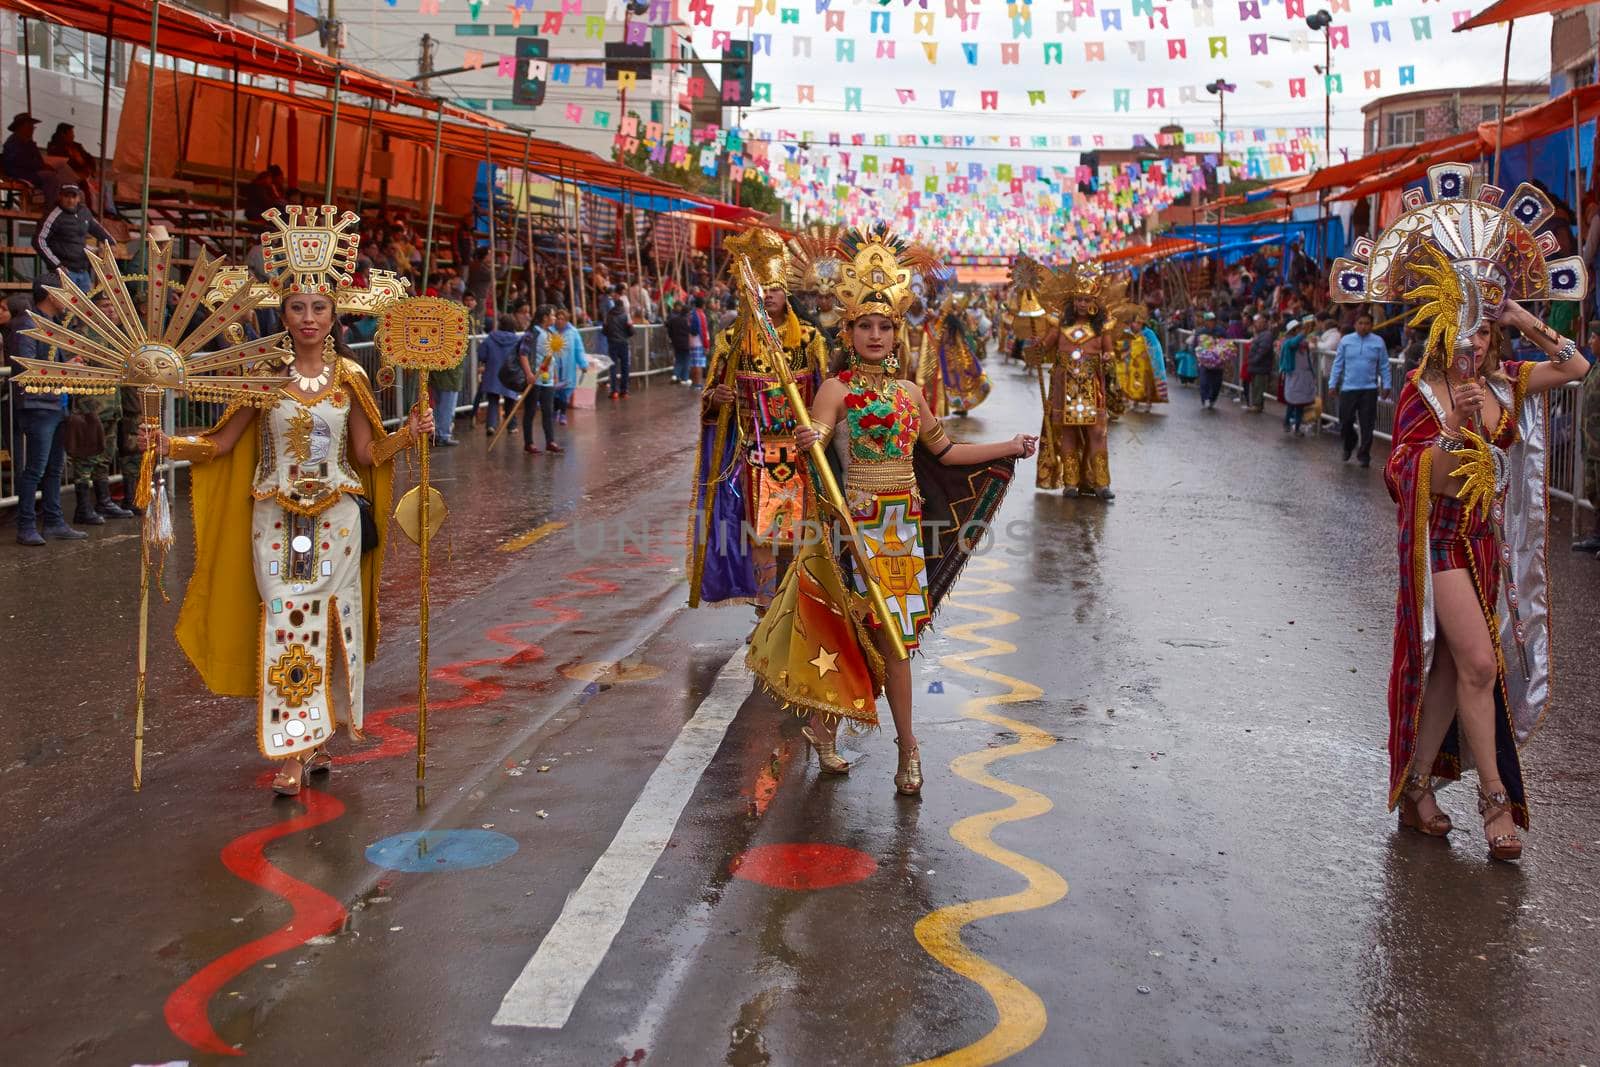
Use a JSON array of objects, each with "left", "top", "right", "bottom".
[
  {"left": 784, "top": 221, "right": 845, "bottom": 294},
  {"left": 1330, "top": 162, "right": 1585, "bottom": 372},
  {"left": 830, "top": 224, "right": 942, "bottom": 324}
]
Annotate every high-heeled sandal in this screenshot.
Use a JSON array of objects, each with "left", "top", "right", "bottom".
[
  {"left": 1398, "top": 771, "right": 1452, "bottom": 837},
  {"left": 1477, "top": 787, "right": 1523, "bottom": 862},
  {"left": 894, "top": 738, "right": 922, "bottom": 796},
  {"left": 272, "top": 756, "right": 306, "bottom": 797},
  {"left": 802, "top": 726, "right": 850, "bottom": 775},
  {"left": 304, "top": 748, "right": 332, "bottom": 775}
]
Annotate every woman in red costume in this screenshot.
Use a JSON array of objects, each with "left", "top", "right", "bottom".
[{"left": 1333, "top": 164, "right": 1589, "bottom": 862}]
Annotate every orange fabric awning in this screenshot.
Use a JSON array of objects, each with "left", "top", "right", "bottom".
[
  {"left": 1456, "top": 0, "right": 1591, "bottom": 32},
  {"left": 1475, "top": 83, "right": 1600, "bottom": 151},
  {"left": 117, "top": 62, "right": 737, "bottom": 213},
  {"left": 0, "top": 0, "right": 471, "bottom": 117},
  {"left": 1329, "top": 132, "right": 1487, "bottom": 201},
  {"left": 1302, "top": 143, "right": 1426, "bottom": 193},
  {"left": 1095, "top": 236, "right": 1199, "bottom": 264}
]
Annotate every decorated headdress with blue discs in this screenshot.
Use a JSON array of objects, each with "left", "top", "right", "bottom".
[{"left": 1330, "top": 162, "right": 1586, "bottom": 371}]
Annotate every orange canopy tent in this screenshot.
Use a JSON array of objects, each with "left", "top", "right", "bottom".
[
  {"left": 1095, "top": 237, "right": 1200, "bottom": 266},
  {"left": 1330, "top": 132, "right": 1487, "bottom": 201},
  {"left": 1455, "top": 0, "right": 1592, "bottom": 31}
]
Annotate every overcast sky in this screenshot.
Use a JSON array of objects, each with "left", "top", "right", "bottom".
[{"left": 688, "top": 1, "right": 1554, "bottom": 165}]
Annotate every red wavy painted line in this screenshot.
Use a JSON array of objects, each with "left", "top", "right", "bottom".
[
  {"left": 167, "top": 548, "right": 669, "bottom": 1055},
  {"left": 163, "top": 787, "right": 348, "bottom": 1057}
]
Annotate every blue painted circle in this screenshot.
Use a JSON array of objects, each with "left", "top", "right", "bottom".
[{"left": 365, "top": 830, "right": 519, "bottom": 873}]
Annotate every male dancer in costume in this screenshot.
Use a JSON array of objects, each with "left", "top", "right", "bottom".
[
  {"left": 688, "top": 227, "right": 830, "bottom": 611},
  {"left": 1029, "top": 261, "right": 1117, "bottom": 499}
]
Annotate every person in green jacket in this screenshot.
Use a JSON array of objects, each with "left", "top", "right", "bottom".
[{"left": 428, "top": 340, "right": 467, "bottom": 446}]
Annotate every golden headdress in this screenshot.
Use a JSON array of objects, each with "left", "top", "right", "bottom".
[
  {"left": 723, "top": 225, "right": 791, "bottom": 290},
  {"left": 784, "top": 221, "right": 845, "bottom": 294},
  {"left": 830, "top": 224, "right": 942, "bottom": 324},
  {"left": 1330, "top": 162, "right": 1586, "bottom": 371},
  {"left": 205, "top": 205, "right": 411, "bottom": 315},
  {"left": 1039, "top": 259, "right": 1109, "bottom": 316}
]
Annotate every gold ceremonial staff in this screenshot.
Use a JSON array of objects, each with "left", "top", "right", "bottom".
[
  {"left": 13, "top": 239, "right": 285, "bottom": 788},
  {"left": 376, "top": 297, "right": 471, "bottom": 798},
  {"left": 732, "top": 254, "right": 908, "bottom": 662}
]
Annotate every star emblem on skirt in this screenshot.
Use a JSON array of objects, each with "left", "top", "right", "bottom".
[{"left": 809, "top": 647, "right": 840, "bottom": 677}]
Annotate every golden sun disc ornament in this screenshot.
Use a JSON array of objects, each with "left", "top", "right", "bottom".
[{"left": 376, "top": 296, "right": 471, "bottom": 373}]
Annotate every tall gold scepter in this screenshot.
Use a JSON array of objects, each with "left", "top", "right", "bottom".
[
  {"left": 375, "top": 297, "right": 471, "bottom": 790},
  {"left": 14, "top": 238, "right": 285, "bottom": 788},
  {"left": 732, "top": 255, "right": 908, "bottom": 662}
]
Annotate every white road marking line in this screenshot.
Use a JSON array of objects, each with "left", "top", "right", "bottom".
[{"left": 492, "top": 656, "right": 750, "bottom": 1030}]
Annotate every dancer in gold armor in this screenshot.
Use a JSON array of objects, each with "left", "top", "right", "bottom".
[{"left": 1028, "top": 261, "right": 1116, "bottom": 499}]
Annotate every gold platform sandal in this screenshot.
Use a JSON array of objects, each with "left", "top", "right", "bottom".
[
  {"left": 894, "top": 738, "right": 922, "bottom": 796},
  {"left": 1397, "top": 771, "right": 1452, "bottom": 837},
  {"left": 802, "top": 725, "right": 851, "bottom": 775},
  {"left": 1477, "top": 786, "right": 1523, "bottom": 863},
  {"left": 272, "top": 755, "right": 306, "bottom": 797}
]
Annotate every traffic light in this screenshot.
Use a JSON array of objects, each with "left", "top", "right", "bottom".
[
  {"left": 513, "top": 36, "right": 549, "bottom": 107},
  {"left": 721, "top": 40, "right": 753, "bottom": 106}
]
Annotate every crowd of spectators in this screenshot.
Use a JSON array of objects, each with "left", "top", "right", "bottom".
[{"left": 1163, "top": 238, "right": 1599, "bottom": 548}]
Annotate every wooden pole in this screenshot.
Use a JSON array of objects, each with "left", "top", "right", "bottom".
[
  {"left": 97, "top": 11, "right": 114, "bottom": 216},
  {"left": 522, "top": 135, "right": 537, "bottom": 306},
  {"left": 485, "top": 127, "right": 498, "bottom": 322},
  {"left": 323, "top": 67, "right": 343, "bottom": 202},
  {"left": 228, "top": 60, "right": 241, "bottom": 257},
  {"left": 509, "top": 130, "right": 532, "bottom": 312},
  {"left": 352, "top": 100, "right": 379, "bottom": 217},
  {"left": 561, "top": 164, "right": 579, "bottom": 316},
  {"left": 138, "top": 6, "right": 161, "bottom": 242},
  {"left": 1492, "top": 21, "right": 1515, "bottom": 187},
  {"left": 1573, "top": 92, "right": 1586, "bottom": 343},
  {"left": 421, "top": 103, "right": 445, "bottom": 286}
]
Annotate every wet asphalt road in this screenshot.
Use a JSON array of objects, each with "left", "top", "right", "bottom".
[{"left": 3, "top": 357, "right": 1599, "bottom": 1067}]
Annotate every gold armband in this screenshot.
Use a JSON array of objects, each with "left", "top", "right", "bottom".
[
  {"left": 919, "top": 420, "right": 951, "bottom": 451},
  {"left": 167, "top": 434, "right": 218, "bottom": 464},
  {"left": 370, "top": 425, "right": 416, "bottom": 467},
  {"left": 813, "top": 423, "right": 834, "bottom": 448}
]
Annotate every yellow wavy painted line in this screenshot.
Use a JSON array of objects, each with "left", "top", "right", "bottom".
[{"left": 910, "top": 557, "right": 1069, "bottom": 1067}]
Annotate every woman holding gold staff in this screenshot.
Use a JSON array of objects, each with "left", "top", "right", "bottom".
[
  {"left": 145, "top": 207, "right": 433, "bottom": 798},
  {"left": 1330, "top": 165, "right": 1588, "bottom": 862},
  {"left": 747, "top": 226, "right": 1036, "bottom": 795}
]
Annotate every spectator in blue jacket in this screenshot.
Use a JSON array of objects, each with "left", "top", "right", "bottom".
[{"left": 1329, "top": 311, "right": 1391, "bottom": 468}]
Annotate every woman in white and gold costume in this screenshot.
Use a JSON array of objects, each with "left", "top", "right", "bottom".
[{"left": 148, "top": 208, "right": 432, "bottom": 797}]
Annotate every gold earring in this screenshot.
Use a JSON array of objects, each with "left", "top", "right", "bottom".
[{"left": 322, "top": 334, "right": 336, "bottom": 363}]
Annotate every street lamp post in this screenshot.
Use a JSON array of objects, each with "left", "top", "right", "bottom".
[
  {"left": 1307, "top": 9, "right": 1334, "bottom": 268},
  {"left": 1205, "top": 79, "right": 1235, "bottom": 281}
]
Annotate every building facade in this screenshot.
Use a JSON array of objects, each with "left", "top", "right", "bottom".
[
  {"left": 1360, "top": 82, "right": 1547, "bottom": 155},
  {"left": 1550, "top": 5, "right": 1599, "bottom": 97}
]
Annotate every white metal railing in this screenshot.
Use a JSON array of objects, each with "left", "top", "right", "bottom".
[{"left": 3, "top": 323, "right": 680, "bottom": 510}]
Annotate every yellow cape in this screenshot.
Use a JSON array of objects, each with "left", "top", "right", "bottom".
[{"left": 174, "top": 359, "right": 397, "bottom": 697}]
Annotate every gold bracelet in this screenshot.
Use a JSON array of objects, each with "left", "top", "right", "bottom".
[
  {"left": 813, "top": 423, "right": 834, "bottom": 447},
  {"left": 167, "top": 434, "right": 217, "bottom": 464},
  {"left": 370, "top": 424, "right": 416, "bottom": 467}
]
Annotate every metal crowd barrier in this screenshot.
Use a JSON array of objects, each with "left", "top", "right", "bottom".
[
  {"left": 3, "top": 323, "right": 680, "bottom": 510},
  {"left": 1170, "top": 326, "right": 1593, "bottom": 531}
]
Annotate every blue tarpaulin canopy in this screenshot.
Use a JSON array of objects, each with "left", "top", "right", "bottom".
[{"left": 1165, "top": 217, "right": 1345, "bottom": 265}]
